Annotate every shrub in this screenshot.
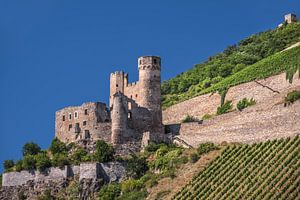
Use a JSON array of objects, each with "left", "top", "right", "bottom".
[
  {"left": 49, "top": 138, "right": 67, "bottom": 155},
  {"left": 93, "top": 140, "right": 114, "bottom": 163},
  {"left": 0, "top": 174, "right": 2, "bottom": 187},
  {"left": 37, "top": 189, "right": 53, "bottom": 200},
  {"left": 121, "top": 179, "right": 144, "bottom": 194},
  {"left": 145, "top": 142, "right": 165, "bottom": 153},
  {"left": 285, "top": 90, "right": 300, "bottom": 104},
  {"left": 3, "top": 160, "right": 14, "bottom": 172},
  {"left": 52, "top": 153, "right": 70, "bottom": 168},
  {"left": 237, "top": 98, "right": 256, "bottom": 111},
  {"left": 181, "top": 115, "right": 198, "bottom": 123},
  {"left": 35, "top": 153, "right": 51, "bottom": 171},
  {"left": 197, "top": 143, "right": 218, "bottom": 156},
  {"left": 70, "top": 147, "right": 88, "bottom": 165},
  {"left": 126, "top": 154, "right": 149, "bottom": 179},
  {"left": 117, "top": 189, "right": 147, "bottom": 200},
  {"left": 190, "top": 153, "right": 200, "bottom": 163},
  {"left": 15, "top": 160, "right": 23, "bottom": 172},
  {"left": 64, "top": 181, "right": 80, "bottom": 200},
  {"left": 22, "top": 142, "right": 41, "bottom": 156},
  {"left": 98, "top": 183, "right": 121, "bottom": 200},
  {"left": 217, "top": 100, "right": 233, "bottom": 115},
  {"left": 22, "top": 155, "right": 36, "bottom": 170},
  {"left": 202, "top": 113, "right": 214, "bottom": 120}
]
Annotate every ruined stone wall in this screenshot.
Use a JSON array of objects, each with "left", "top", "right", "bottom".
[
  {"left": 163, "top": 72, "right": 300, "bottom": 124},
  {"left": 163, "top": 72, "right": 300, "bottom": 147},
  {"left": 55, "top": 102, "right": 110, "bottom": 143},
  {"left": 2, "top": 162, "right": 125, "bottom": 187}
]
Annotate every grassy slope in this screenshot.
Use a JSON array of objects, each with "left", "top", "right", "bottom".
[
  {"left": 162, "top": 22, "right": 300, "bottom": 109},
  {"left": 173, "top": 136, "right": 300, "bottom": 200},
  {"left": 200, "top": 46, "right": 300, "bottom": 94},
  {"left": 163, "top": 45, "right": 300, "bottom": 109}
]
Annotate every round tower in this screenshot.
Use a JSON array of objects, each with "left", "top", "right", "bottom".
[
  {"left": 111, "top": 92, "right": 127, "bottom": 145},
  {"left": 138, "top": 56, "right": 163, "bottom": 129}
]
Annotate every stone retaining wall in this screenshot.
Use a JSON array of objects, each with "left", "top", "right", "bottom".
[{"left": 2, "top": 162, "right": 125, "bottom": 187}]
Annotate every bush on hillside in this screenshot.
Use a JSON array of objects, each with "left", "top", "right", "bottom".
[
  {"left": 52, "top": 153, "right": 70, "bottom": 169},
  {"left": 285, "top": 90, "right": 300, "bottom": 104},
  {"left": 22, "top": 142, "right": 41, "bottom": 156},
  {"left": 98, "top": 183, "right": 121, "bottom": 200},
  {"left": 70, "top": 147, "right": 88, "bottom": 165},
  {"left": 217, "top": 101, "right": 233, "bottom": 115},
  {"left": 22, "top": 155, "right": 36, "bottom": 170},
  {"left": 237, "top": 98, "right": 256, "bottom": 111},
  {"left": 3, "top": 160, "right": 14, "bottom": 172},
  {"left": 202, "top": 113, "right": 214, "bottom": 120},
  {"left": 189, "top": 153, "right": 200, "bottom": 163},
  {"left": 126, "top": 154, "right": 149, "bottom": 179},
  {"left": 93, "top": 140, "right": 114, "bottom": 163},
  {"left": 121, "top": 179, "right": 144, "bottom": 194},
  {"left": 181, "top": 115, "right": 198, "bottom": 123},
  {"left": 35, "top": 153, "right": 52, "bottom": 171},
  {"left": 0, "top": 174, "right": 2, "bottom": 187},
  {"left": 15, "top": 160, "right": 23, "bottom": 172},
  {"left": 197, "top": 143, "right": 218, "bottom": 156},
  {"left": 49, "top": 138, "right": 67, "bottom": 155}
]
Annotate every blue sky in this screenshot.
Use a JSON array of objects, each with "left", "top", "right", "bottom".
[{"left": 0, "top": 0, "right": 299, "bottom": 173}]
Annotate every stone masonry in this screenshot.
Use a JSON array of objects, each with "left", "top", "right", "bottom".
[
  {"left": 55, "top": 56, "right": 165, "bottom": 153},
  {"left": 2, "top": 162, "right": 125, "bottom": 187}
]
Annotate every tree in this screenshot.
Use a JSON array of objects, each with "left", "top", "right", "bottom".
[
  {"left": 98, "top": 183, "right": 121, "bottom": 200},
  {"left": 15, "top": 160, "right": 23, "bottom": 172},
  {"left": 35, "top": 153, "right": 51, "bottom": 171},
  {"left": 22, "top": 142, "right": 41, "bottom": 156},
  {"left": 94, "top": 140, "right": 114, "bottom": 163},
  {"left": 22, "top": 155, "right": 36, "bottom": 170},
  {"left": 3, "top": 160, "right": 14, "bottom": 171},
  {"left": 49, "top": 138, "right": 67, "bottom": 155},
  {"left": 52, "top": 153, "right": 70, "bottom": 168},
  {"left": 70, "top": 147, "right": 88, "bottom": 165},
  {"left": 126, "top": 154, "right": 148, "bottom": 179}
]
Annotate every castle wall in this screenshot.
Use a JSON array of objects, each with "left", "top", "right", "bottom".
[
  {"left": 55, "top": 102, "right": 110, "bottom": 143},
  {"left": 163, "top": 72, "right": 300, "bottom": 147},
  {"left": 163, "top": 72, "right": 300, "bottom": 124},
  {"left": 2, "top": 162, "right": 126, "bottom": 187}
]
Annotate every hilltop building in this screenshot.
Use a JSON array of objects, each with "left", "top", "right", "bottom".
[
  {"left": 55, "top": 56, "right": 165, "bottom": 154},
  {"left": 278, "top": 13, "right": 298, "bottom": 27}
]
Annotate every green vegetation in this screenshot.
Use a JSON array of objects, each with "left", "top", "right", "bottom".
[
  {"left": 98, "top": 183, "right": 121, "bottom": 200},
  {"left": 3, "top": 160, "right": 14, "bottom": 172},
  {"left": 202, "top": 113, "right": 214, "bottom": 120},
  {"left": 0, "top": 174, "right": 2, "bottom": 187},
  {"left": 35, "top": 153, "right": 51, "bottom": 171},
  {"left": 162, "top": 22, "right": 300, "bottom": 109},
  {"left": 93, "top": 140, "right": 114, "bottom": 163},
  {"left": 216, "top": 101, "right": 233, "bottom": 115},
  {"left": 181, "top": 115, "right": 198, "bottom": 123},
  {"left": 237, "top": 98, "right": 256, "bottom": 111},
  {"left": 285, "top": 90, "right": 300, "bottom": 104},
  {"left": 126, "top": 154, "right": 148, "bottom": 179},
  {"left": 197, "top": 143, "right": 218, "bottom": 156},
  {"left": 173, "top": 136, "right": 300, "bottom": 200},
  {"left": 22, "top": 142, "right": 41, "bottom": 156},
  {"left": 2, "top": 138, "right": 115, "bottom": 172}
]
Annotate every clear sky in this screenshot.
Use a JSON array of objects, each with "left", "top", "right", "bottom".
[{"left": 0, "top": 0, "right": 299, "bottom": 173}]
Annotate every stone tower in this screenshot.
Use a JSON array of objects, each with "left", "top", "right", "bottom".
[
  {"left": 109, "top": 71, "right": 128, "bottom": 108},
  {"left": 111, "top": 92, "right": 128, "bottom": 145},
  {"left": 138, "top": 56, "right": 163, "bottom": 130}
]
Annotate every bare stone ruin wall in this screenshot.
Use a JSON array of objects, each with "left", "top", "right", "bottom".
[
  {"left": 2, "top": 162, "right": 125, "bottom": 187},
  {"left": 163, "top": 72, "right": 300, "bottom": 124},
  {"left": 163, "top": 73, "right": 300, "bottom": 147},
  {"left": 55, "top": 102, "right": 111, "bottom": 143}
]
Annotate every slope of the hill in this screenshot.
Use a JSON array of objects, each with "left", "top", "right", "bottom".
[
  {"left": 173, "top": 137, "right": 300, "bottom": 200},
  {"left": 162, "top": 22, "right": 300, "bottom": 109}
]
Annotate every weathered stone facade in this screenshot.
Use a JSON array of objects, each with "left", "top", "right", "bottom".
[
  {"left": 163, "top": 72, "right": 300, "bottom": 147},
  {"left": 284, "top": 13, "right": 297, "bottom": 24},
  {"left": 2, "top": 162, "right": 125, "bottom": 187},
  {"left": 55, "top": 56, "right": 165, "bottom": 152},
  {"left": 55, "top": 102, "right": 111, "bottom": 143}
]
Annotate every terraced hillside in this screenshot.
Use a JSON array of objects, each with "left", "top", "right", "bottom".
[{"left": 173, "top": 136, "right": 300, "bottom": 200}]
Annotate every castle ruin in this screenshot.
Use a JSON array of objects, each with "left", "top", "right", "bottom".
[{"left": 55, "top": 56, "right": 165, "bottom": 153}]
